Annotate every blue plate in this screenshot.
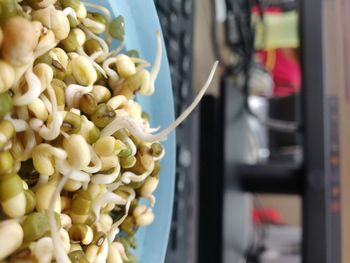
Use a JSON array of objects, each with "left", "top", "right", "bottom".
[{"left": 88, "top": 1, "right": 175, "bottom": 262}]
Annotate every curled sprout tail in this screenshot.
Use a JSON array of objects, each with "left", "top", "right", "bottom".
[
  {"left": 91, "top": 164, "right": 120, "bottom": 185},
  {"left": 65, "top": 84, "right": 93, "bottom": 108},
  {"left": 63, "top": 7, "right": 77, "bottom": 19},
  {"left": 103, "top": 57, "right": 120, "bottom": 85},
  {"left": 82, "top": 145, "right": 102, "bottom": 173},
  {"left": 13, "top": 68, "right": 42, "bottom": 106}
]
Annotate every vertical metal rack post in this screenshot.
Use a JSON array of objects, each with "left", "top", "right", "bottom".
[{"left": 300, "top": 0, "right": 341, "bottom": 262}]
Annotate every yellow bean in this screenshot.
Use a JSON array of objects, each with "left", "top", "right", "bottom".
[
  {"left": 36, "top": 29, "right": 56, "bottom": 52},
  {"left": 115, "top": 55, "right": 136, "bottom": 78},
  {"left": 92, "top": 85, "right": 111, "bottom": 103},
  {"left": 32, "top": 145, "right": 55, "bottom": 176},
  {"left": 76, "top": 2, "right": 87, "bottom": 19},
  {"left": 60, "top": 213, "right": 72, "bottom": 230},
  {"left": 133, "top": 205, "right": 154, "bottom": 226},
  {"left": 0, "top": 150, "right": 14, "bottom": 174},
  {"left": 127, "top": 68, "right": 150, "bottom": 94},
  {"left": 32, "top": 237, "right": 53, "bottom": 263},
  {"left": 94, "top": 136, "right": 116, "bottom": 156},
  {"left": 73, "top": 28, "right": 86, "bottom": 46},
  {"left": 63, "top": 179, "right": 83, "bottom": 192},
  {"left": 69, "top": 243, "right": 83, "bottom": 253},
  {"left": 35, "top": 183, "right": 61, "bottom": 213},
  {"left": 28, "top": 98, "right": 49, "bottom": 121},
  {"left": 0, "top": 220, "right": 24, "bottom": 261},
  {"left": 0, "top": 60, "right": 15, "bottom": 93},
  {"left": 70, "top": 56, "right": 97, "bottom": 86},
  {"left": 60, "top": 228, "right": 71, "bottom": 254},
  {"left": 32, "top": 7, "right": 70, "bottom": 40},
  {"left": 69, "top": 224, "right": 93, "bottom": 245},
  {"left": 63, "top": 134, "right": 91, "bottom": 170},
  {"left": 100, "top": 156, "right": 119, "bottom": 171},
  {"left": 135, "top": 211, "right": 154, "bottom": 226},
  {"left": 33, "top": 63, "right": 54, "bottom": 92},
  {"left": 61, "top": 196, "right": 72, "bottom": 212},
  {"left": 88, "top": 239, "right": 108, "bottom": 263},
  {"left": 0, "top": 120, "right": 14, "bottom": 149},
  {"left": 107, "top": 242, "right": 123, "bottom": 263},
  {"left": 2, "top": 192, "right": 26, "bottom": 218},
  {"left": 139, "top": 176, "right": 159, "bottom": 197},
  {"left": 96, "top": 214, "right": 113, "bottom": 234},
  {"left": 2, "top": 17, "right": 39, "bottom": 66},
  {"left": 85, "top": 244, "right": 99, "bottom": 262},
  {"left": 87, "top": 184, "right": 106, "bottom": 200},
  {"left": 50, "top": 48, "right": 69, "bottom": 69}
]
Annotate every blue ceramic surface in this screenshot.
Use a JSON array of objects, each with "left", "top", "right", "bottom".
[{"left": 88, "top": 1, "right": 175, "bottom": 262}]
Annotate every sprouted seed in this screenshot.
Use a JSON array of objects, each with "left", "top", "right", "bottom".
[{"left": 0, "top": 1, "right": 218, "bottom": 262}]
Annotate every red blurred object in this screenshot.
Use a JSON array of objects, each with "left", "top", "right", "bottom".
[
  {"left": 252, "top": 208, "right": 284, "bottom": 225},
  {"left": 256, "top": 49, "right": 301, "bottom": 97},
  {"left": 252, "top": 6, "right": 282, "bottom": 14}
]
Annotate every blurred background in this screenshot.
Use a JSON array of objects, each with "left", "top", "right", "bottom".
[{"left": 153, "top": 0, "right": 349, "bottom": 262}]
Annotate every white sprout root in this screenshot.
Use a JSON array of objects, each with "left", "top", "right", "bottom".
[
  {"left": 102, "top": 57, "right": 119, "bottom": 85},
  {"left": 30, "top": 82, "right": 63, "bottom": 141},
  {"left": 101, "top": 61, "right": 219, "bottom": 142},
  {"left": 147, "top": 31, "right": 162, "bottom": 95},
  {"left": 48, "top": 174, "right": 70, "bottom": 263},
  {"left": 82, "top": 18, "right": 105, "bottom": 32},
  {"left": 108, "top": 188, "right": 135, "bottom": 243},
  {"left": 82, "top": 2, "right": 112, "bottom": 22},
  {"left": 79, "top": 24, "right": 109, "bottom": 54},
  {"left": 56, "top": 159, "right": 90, "bottom": 182},
  {"left": 40, "top": 82, "right": 61, "bottom": 140},
  {"left": 90, "top": 50, "right": 104, "bottom": 61},
  {"left": 104, "top": 41, "right": 125, "bottom": 59},
  {"left": 91, "top": 163, "right": 120, "bottom": 185},
  {"left": 121, "top": 170, "right": 152, "bottom": 184}
]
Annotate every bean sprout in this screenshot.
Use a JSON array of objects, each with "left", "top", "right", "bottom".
[
  {"left": 0, "top": 2, "right": 218, "bottom": 262},
  {"left": 77, "top": 48, "right": 107, "bottom": 78},
  {"left": 13, "top": 68, "right": 42, "bottom": 106}
]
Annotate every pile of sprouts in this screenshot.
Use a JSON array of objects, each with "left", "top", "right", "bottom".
[{"left": 0, "top": 0, "right": 217, "bottom": 262}]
